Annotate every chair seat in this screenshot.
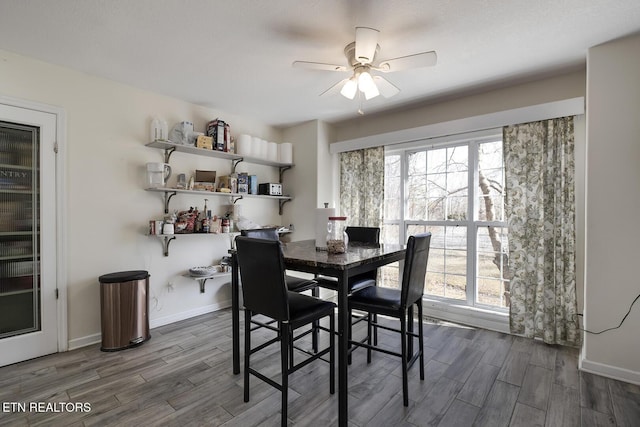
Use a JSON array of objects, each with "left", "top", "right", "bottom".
[
  {"left": 285, "top": 275, "right": 317, "bottom": 293},
  {"left": 349, "top": 285, "right": 403, "bottom": 317},
  {"left": 315, "top": 275, "right": 376, "bottom": 293},
  {"left": 288, "top": 291, "right": 336, "bottom": 329}
]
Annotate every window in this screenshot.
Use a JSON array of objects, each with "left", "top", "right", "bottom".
[{"left": 381, "top": 131, "right": 509, "bottom": 310}]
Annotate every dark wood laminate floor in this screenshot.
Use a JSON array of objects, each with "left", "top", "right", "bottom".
[{"left": 1, "top": 309, "right": 639, "bottom": 426}]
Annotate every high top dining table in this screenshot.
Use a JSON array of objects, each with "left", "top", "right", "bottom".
[{"left": 230, "top": 239, "right": 405, "bottom": 426}]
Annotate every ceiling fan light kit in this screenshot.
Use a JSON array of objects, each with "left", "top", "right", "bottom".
[
  {"left": 293, "top": 26, "right": 437, "bottom": 112},
  {"left": 340, "top": 77, "right": 358, "bottom": 99}
]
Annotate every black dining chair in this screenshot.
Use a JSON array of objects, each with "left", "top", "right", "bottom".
[
  {"left": 241, "top": 227, "right": 318, "bottom": 293},
  {"left": 348, "top": 232, "right": 431, "bottom": 407},
  {"left": 235, "top": 236, "right": 335, "bottom": 426},
  {"left": 240, "top": 227, "right": 321, "bottom": 352}
]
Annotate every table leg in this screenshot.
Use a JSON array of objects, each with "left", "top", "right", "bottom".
[
  {"left": 231, "top": 253, "right": 240, "bottom": 375},
  {"left": 337, "top": 270, "right": 349, "bottom": 426}
]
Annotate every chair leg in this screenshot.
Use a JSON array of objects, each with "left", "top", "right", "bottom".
[
  {"left": 280, "top": 322, "right": 289, "bottom": 426},
  {"left": 366, "top": 313, "right": 372, "bottom": 364},
  {"left": 417, "top": 301, "right": 425, "bottom": 380},
  {"left": 400, "top": 310, "right": 409, "bottom": 407},
  {"left": 289, "top": 333, "right": 294, "bottom": 369},
  {"left": 329, "top": 309, "right": 335, "bottom": 394},
  {"left": 407, "top": 305, "right": 414, "bottom": 357},
  {"left": 244, "top": 309, "right": 251, "bottom": 403},
  {"left": 311, "top": 287, "right": 319, "bottom": 352},
  {"left": 347, "top": 307, "right": 352, "bottom": 365},
  {"left": 373, "top": 313, "right": 378, "bottom": 346}
]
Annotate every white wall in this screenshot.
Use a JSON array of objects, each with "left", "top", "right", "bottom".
[
  {"left": 280, "top": 120, "right": 338, "bottom": 242},
  {"left": 582, "top": 33, "right": 640, "bottom": 383},
  {"left": 0, "top": 49, "right": 283, "bottom": 347}
]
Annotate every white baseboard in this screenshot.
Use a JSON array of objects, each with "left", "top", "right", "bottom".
[
  {"left": 149, "top": 300, "right": 231, "bottom": 329},
  {"left": 579, "top": 355, "right": 640, "bottom": 385},
  {"left": 422, "top": 298, "right": 509, "bottom": 333},
  {"left": 67, "top": 300, "right": 231, "bottom": 350},
  {"left": 68, "top": 333, "right": 101, "bottom": 350}
]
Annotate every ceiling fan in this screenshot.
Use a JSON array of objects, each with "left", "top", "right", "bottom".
[{"left": 293, "top": 27, "right": 437, "bottom": 108}]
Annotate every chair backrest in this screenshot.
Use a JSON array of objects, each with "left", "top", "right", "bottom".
[
  {"left": 235, "top": 236, "right": 289, "bottom": 321},
  {"left": 401, "top": 233, "right": 432, "bottom": 308},
  {"left": 241, "top": 227, "right": 279, "bottom": 241},
  {"left": 345, "top": 226, "right": 380, "bottom": 244}
]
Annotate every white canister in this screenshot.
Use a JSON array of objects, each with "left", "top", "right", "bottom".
[
  {"left": 267, "top": 142, "right": 278, "bottom": 162},
  {"left": 150, "top": 117, "right": 168, "bottom": 141},
  {"left": 251, "top": 137, "right": 262, "bottom": 158},
  {"left": 237, "top": 134, "right": 252, "bottom": 156},
  {"left": 259, "top": 139, "right": 268, "bottom": 159},
  {"left": 279, "top": 143, "right": 293, "bottom": 164},
  {"left": 162, "top": 223, "right": 174, "bottom": 235}
]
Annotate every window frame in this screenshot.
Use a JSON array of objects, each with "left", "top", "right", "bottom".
[{"left": 383, "top": 129, "right": 508, "bottom": 312}]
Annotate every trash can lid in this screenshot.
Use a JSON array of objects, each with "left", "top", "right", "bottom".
[{"left": 99, "top": 270, "right": 149, "bottom": 284}]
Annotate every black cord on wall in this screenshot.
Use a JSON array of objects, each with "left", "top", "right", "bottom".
[{"left": 577, "top": 292, "right": 640, "bottom": 335}]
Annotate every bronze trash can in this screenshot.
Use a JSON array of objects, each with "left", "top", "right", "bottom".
[{"left": 99, "top": 270, "right": 150, "bottom": 351}]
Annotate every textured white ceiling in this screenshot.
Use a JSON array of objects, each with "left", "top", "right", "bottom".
[{"left": 1, "top": 0, "right": 640, "bottom": 127}]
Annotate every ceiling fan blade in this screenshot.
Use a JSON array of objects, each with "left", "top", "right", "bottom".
[
  {"left": 355, "top": 27, "right": 379, "bottom": 64},
  {"left": 373, "top": 75, "right": 400, "bottom": 98},
  {"left": 377, "top": 51, "right": 437, "bottom": 72},
  {"left": 292, "top": 61, "right": 348, "bottom": 72},
  {"left": 319, "top": 78, "right": 348, "bottom": 97}
]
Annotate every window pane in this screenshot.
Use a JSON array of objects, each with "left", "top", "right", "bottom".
[
  {"left": 408, "top": 151, "right": 425, "bottom": 175},
  {"left": 477, "top": 278, "right": 504, "bottom": 306},
  {"left": 427, "top": 149, "right": 446, "bottom": 172},
  {"left": 380, "top": 262, "right": 400, "bottom": 290},
  {"left": 384, "top": 155, "right": 402, "bottom": 221},
  {"left": 382, "top": 224, "right": 399, "bottom": 245},
  {"left": 445, "top": 274, "right": 466, "bottom": 300},
  {"left": 426, "top": 197, "right": 444, "bottom": 220},
  {"left": 385, "top": 154, "right": 401, "bottom": 177},
  {"left": 448, "top": 146, "right": 468, "bottom": 172},
  {"left": 476, "top": 226, "right": 509, "bottom": 308},
  {"left": 426, "top": 173, "right": 446, "bottom": 198},
  {"left": 478, "top": 141, "right": 504, "bottom": 222},
  {"left": 426, "top": 271, "right": 445, "bottom": 298}
]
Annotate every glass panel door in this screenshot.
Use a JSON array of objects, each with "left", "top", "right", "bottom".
[{"left": 0, "top": 121, "right": 41, "bottom": 338}]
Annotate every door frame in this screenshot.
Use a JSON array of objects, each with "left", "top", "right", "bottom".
[{"left": 1, "top": 94, "right": 67, "bottom": 354}]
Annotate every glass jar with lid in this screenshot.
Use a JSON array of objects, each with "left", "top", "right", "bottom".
[{"left": 326, "top": 216, "right": 348, "bottom": 254}]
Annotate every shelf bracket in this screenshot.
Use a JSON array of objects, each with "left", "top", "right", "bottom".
[
  {"left": 163, "top": 146, "right": 177, "bottom": 163},
  {"left": 231, "top": 195, "right": 243, "bottom": 204},
  {"left": 163, "top": 191, "right": 177, "bottom": 214},
  {"left": 279, "top": 165, "right": 292, "bottom": 183},
  {"left": 196, "top": 277, "right": 209, "bottom": 293},
  {"left": 231, "top": 158, "right": 244, "bottom": 173},
  {"left": 279, "top": 198, "right": 291, "bottom": 215},
  {"left": 162, "top": 235, "right": 176, "bottom": 257}
]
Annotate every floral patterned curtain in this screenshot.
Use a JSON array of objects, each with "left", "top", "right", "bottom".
[
  {"left": 504, "top": 117, "right": 580, "bottom": 345},
  {"left": 339, "top": 147, "right": 384, "bottom": 227}
]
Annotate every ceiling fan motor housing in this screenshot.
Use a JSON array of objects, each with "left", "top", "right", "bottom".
[{"left": 344, "top": 42, "right": 380, "bottom": 67}]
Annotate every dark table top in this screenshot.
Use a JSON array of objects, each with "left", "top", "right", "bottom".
[{"left": 280, "top": 239, "right": 405, "bottom": 272}]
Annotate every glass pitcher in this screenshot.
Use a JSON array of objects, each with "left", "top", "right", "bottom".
[{"left": 326, "top": 216, "right": 348, "bottom": 253}]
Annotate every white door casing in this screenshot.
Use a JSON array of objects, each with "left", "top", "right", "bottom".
[{"left": 0, "top": 98, "right": 64, "bottom": 366}]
